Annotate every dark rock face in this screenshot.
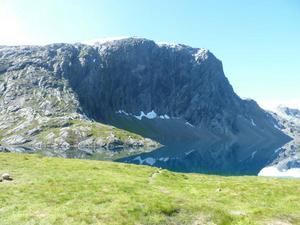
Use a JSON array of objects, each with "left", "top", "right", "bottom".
[
  {"left": 74, "top": 39, "right": 240, "bottom": 135},
  {"left": 0, "top": 37, "right": 291, "bottom": 158}
]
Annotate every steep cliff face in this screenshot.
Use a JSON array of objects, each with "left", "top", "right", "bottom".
[
  {"left": 73, "top": 39, "right": 241, "bottom": 135},
  {"left": 0, "top": 38, "right": 290, "bottom": 153},
  {"left": 71, "top": 38, "right": 288, "bottom": 145}
]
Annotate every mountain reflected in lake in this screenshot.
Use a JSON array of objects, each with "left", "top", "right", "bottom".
[
  {"left": 117, "top": 141, "right": 283, "bottom": 175},
  {"left": 1, "top": 139, "right": 284, "bottom": 176}
]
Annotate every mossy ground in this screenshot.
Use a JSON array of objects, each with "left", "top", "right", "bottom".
[{"left": 0, "top": 153, "right": 299, "bottom": 225}]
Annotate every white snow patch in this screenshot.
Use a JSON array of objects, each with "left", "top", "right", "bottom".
[
  {"left": 133, "top": 156, "right": 143, "bottom": 164},
  {"left": 116, "top": 110, "right": 129, "bottom": 116},
  {"left": 159, "top": 114, "right": 170, "bottom": 119},
  {"left": 185, "top": 122, "right": 194, "bottom": 127},
  {"left": 274, "top": 124, "right": 281, "bottom": 130},
  {"left": 251, "top": 150, "right": 257, "bottom": 159},
  {"left": 274, "top": 148, "right": 282, "bottom": 153},
  {"left": 145, "top": 110, "right": 157, "bottom": 119},
  {"left": 193, "top": 48, "right": 209, "bottom": 61},
  {"left": 185, "top": 149, "right": 195, "bottom": 156},
  {"left": 133, "top": 156, "right": 156, "bottom": 165},
  {"left": 134, "top": 111, "right": 147, "bottom": 120},
  {"left": 250, "top": 119, "right": 256, "bottom": 126},
  {"left": 116, "top": 109, "right": 170, "bottom": 120},
  {"left": 159, "top": 157, "right": 169, "bottom": 162},
  {"left": 258, "top": 166, "right": 300, "bottom": 178},
  {"left": 144, "top": 157, "right": 156, "bottom": 165},
  {"left": 164, "top": 114, "right": 170, "bottom": 119},
  {"left": 155, "top": 41, "right": 180, "bottom": 48},
  {"left": 134, "top": 110, "right": 170, "bottom": 120}
]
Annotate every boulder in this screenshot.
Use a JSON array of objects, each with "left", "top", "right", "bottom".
[{"left": 2, "top": 173, "right": 13, "bottom": 181}]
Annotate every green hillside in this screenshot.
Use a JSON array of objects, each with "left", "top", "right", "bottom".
[{"left": 0, "top": 153, "right": 299, "bottom": 225}]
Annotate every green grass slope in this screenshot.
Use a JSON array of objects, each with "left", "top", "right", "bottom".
[{"left": 0, "top": 153, "right": 299, "bottom": 225}]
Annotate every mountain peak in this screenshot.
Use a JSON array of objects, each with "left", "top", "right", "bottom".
[
  {"left": 81, "top": 36, "right": 208, "bottom": 51},
  {"left": 276, "top": 105, "right": 300, "bottom": 119},
  {"left": 81, "top": 36, "right": 137, "bottom": 45}
]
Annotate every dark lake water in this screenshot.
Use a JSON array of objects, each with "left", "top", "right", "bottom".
[
  {"left": 119, "top": 141, "right": 284, "bottom": 175},
  {"left": 0, "top": 140, "right": 283, "bottom": 176}
]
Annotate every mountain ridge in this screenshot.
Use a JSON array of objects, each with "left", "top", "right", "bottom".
[{"left": 0, "top": 37, "right": 292, "bottom": 173}]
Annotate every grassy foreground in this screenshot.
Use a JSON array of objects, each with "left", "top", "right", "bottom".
[{"left": 0, "top": 153, "right": 299, "bottom": 225}]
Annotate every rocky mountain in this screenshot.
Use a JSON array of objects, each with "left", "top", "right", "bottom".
[
  {"left": 0, "top": 37, "right": 291, "bottom": 166},
  {"left": 276, "top": 105, "right": 300, "bottom": 121},
  {"left": 0, "top": 41, "right": 159, "bottom": 157},
  {"left": 258, "top": 106, "right": 300, "bottom": 177}
]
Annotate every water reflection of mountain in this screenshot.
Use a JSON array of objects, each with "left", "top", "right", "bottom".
[
  {"left": 117, "top": 140, "right": 283, "bottom": 175},
  {"left": 0, "top": 139, "right": 285, "bottom": 176}
]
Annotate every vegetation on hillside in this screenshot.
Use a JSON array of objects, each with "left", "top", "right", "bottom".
[{"left": 0, "top": 153, "right": 299, "bottom": 225}]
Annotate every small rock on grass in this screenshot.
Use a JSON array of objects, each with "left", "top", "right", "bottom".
[
  {"left": 1, "top": 173, "right": 13, "bottom": 181},
  {"left": 216, "top": 188, "right": 222, "bottom": 192}
]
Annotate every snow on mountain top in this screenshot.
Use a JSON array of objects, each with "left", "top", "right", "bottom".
[
  {"left": 193, "top": 48, "right": 209, "bottom": 61},
  {"left": 276, "top": 105, "right": 300, "bottom": 119},
  {"left": 241, "top": 97, "right": 255, "bottom": 101},
  {"left": 155, "top": 41, "right": 181, "bottom": 48},
  {"left": 277, "top": 104, "right": 300, "bottom": 111},
  {"left": 155, "top": 41, "right": 207, "bottom": 53},
  {"left": 258, "top": 99, "right": 300, "bottom": 111}
]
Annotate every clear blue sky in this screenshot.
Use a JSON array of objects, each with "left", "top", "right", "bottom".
[{"left": 1, "top": 0, "right": 300, "bottom": 109}]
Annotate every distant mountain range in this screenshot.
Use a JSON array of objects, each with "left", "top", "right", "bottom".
[{"left": 0, "top": 37, "right": 298, "bottom": 176}]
